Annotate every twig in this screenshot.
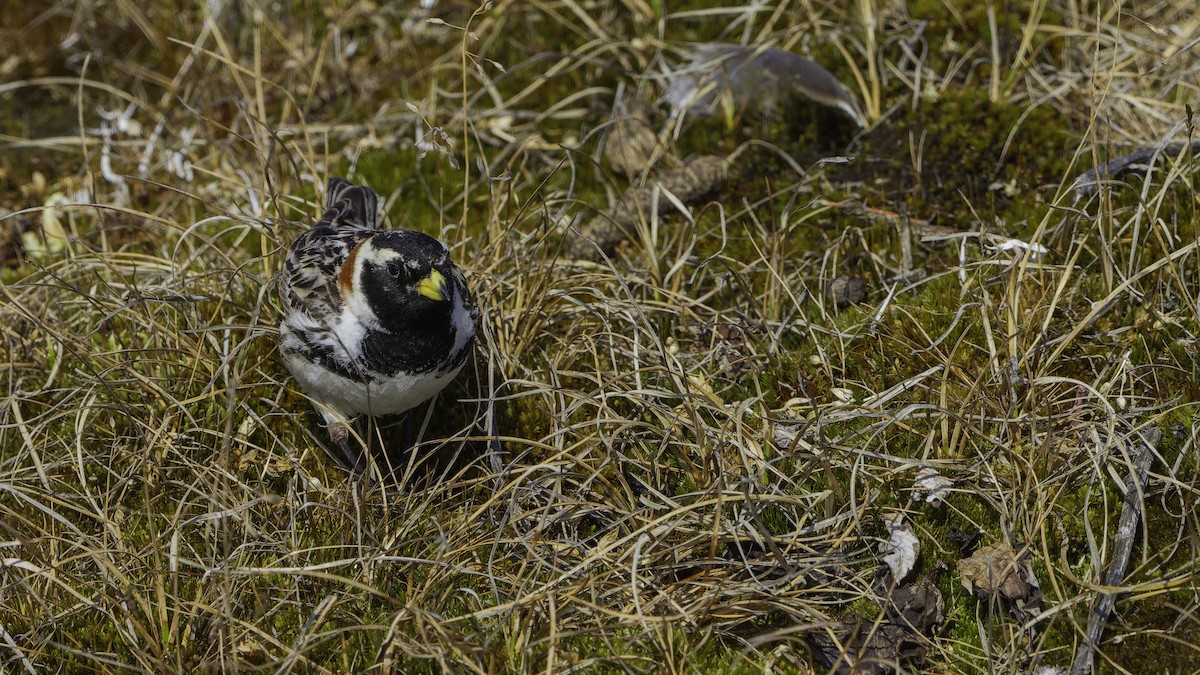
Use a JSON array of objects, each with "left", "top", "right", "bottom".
[
  {"left": 1072, "top": 141, "right": 1200, "bottom": 197},
  {"left": 1070, "top": 426, "right": 1161, "bottom": 675}
]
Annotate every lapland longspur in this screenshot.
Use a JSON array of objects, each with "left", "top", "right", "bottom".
[{"left": 280, "top": 178, "right": 479, "bottom": 472}]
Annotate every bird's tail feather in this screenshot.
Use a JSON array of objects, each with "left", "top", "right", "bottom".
[{"left": 325, "top": 178, "right": 379, "bottom": 229}]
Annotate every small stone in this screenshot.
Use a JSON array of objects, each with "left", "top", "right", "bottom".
[{"left": 827, "top": 275, "right": 868, "bottom": 308}]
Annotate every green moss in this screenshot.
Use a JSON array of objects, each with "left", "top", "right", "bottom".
[{"left": 839, "top": 88, "right": 1076, "bottom": 227}]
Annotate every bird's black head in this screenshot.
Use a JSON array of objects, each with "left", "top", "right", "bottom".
[{"left": 356, "top": 230, "right": 458, "bottom": 333}]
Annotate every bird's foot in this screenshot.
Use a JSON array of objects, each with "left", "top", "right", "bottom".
[{"left": 327, "top": 423, "right": 374, "bottom": 485}]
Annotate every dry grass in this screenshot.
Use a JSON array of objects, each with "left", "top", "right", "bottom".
[{"left": 2, "top": 0, "right": 1200, "bottom": 672}]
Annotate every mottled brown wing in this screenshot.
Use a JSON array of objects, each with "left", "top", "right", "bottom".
[{"left": 282, "top": 179, "right": 381, "bottom": 324}]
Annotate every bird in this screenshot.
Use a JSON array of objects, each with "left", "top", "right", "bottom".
[{"left": 279, "top": 177, "right": 479, "bottom": 473}]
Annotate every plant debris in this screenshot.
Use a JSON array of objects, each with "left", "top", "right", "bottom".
[
  {"left": 826, "top": 274, "right": 868, "bottom": 309},
  {"left": 887, "top": 577, "right": 945, "bottom": 636},
  {"left": 602, "top": 92, "right": 664, "bottom": 179},
  {"left": 0, "top": 206, "right": 33, "bottom": 268},
  {"left": 913, "top": 468, "right": 954, "bottom": 506},
  {"left": 957, "top": 540, "right": 1043, "bottom": 618},
  {"left": 663, "top": 43, "right": 865, "bottom": 126},
  {"left": 881, "top": 513, "right": 920, "bottom": 583},
  {"left": 3, "top": 1, "right": 1199, "bottom": 672},
  {"left": 564, "top": 154, "right": 728, "bottom": 259},
  {"left": 1071, "top": 140, "right": 1200, "bottom": 197},
  {"left": 1071, "top": 427, "right": 1161, "bottom": 675},
  {"left": 806, "top": 611, "right": 931, "bottom": 674}
]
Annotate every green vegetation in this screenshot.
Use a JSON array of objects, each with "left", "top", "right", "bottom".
[{"left": 3, "top": 0, "right": 1200, "bottom": 672}]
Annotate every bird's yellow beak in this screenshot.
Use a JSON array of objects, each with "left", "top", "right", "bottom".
[{"left": 416, "top": 269, "right": 448, "bottom": 301}]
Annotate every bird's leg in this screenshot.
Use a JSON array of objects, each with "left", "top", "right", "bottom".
[
  {"left": 401, "top": 408, "right": 418, "bottom": 450},
  {"left": 327, "top": 422, "right": 365, "bottom": 475}
]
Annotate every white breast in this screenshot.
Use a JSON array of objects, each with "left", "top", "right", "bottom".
[
  {"left": 446, "top": 293, "right": 476, "bottom": 365},
  {"left": 283, "top": 346, "right": 467, "bottom": 424}
]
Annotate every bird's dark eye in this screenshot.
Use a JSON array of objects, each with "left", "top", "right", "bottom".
[{"left": 386, "top": 260, "right": 408, "bottom": 278}]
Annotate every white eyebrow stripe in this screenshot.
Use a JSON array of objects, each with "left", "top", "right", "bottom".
[{"left": 359, "top": 243, "right": 403, "bottom": 266}]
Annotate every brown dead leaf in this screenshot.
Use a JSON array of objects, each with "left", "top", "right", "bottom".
[
  {"left": 957, "top": 540, "right": 1042, "bottom": 618},
  {"left": 887, "top": 577, "right": 944, "bottom": 636},
  {"left": 806, "top": 611, "right": 929, "bottom": 674}
]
